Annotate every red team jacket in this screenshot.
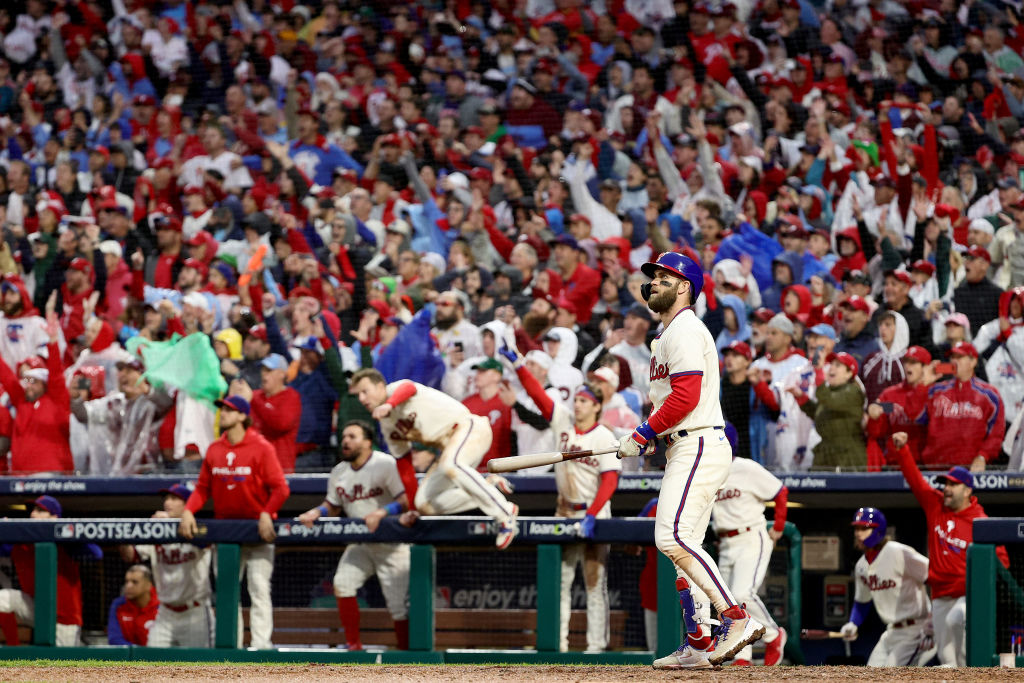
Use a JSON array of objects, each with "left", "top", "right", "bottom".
[
  {"left": 896, "top": 444, "right": 1009, "bottom": 598},
  {"left": 249, "top": 387, "right": 302, "bottom": 474},
  {"left": 108, "top": 585, "right": 159, "bottom": 645},
  {"left": 865, "top": 382, "right": 929, "bottom": 464},
  {"left": 920, "top": 377, "right": 1005, "bottom": 467},
  {"left": 186, "top": 428, "right": 290, "bottom": 519},
  {"left": 0, "top": 342, "right": 73, "bottom": 473},
  {"left": 10, "top": 544, "right": 85, "bottom": 626},
  {"left": 462, "top": 392, "right": 512, "bottom": 472}
]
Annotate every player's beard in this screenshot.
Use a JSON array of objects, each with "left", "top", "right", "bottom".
[
  {"left": 647, "top": 282, "right": 679, "bottom": 313},
  {"left": 522, "top": 311, "right": 550, "bottom": 338},
  {"left": 1, "top": 299, "right": 22, "bottom": 317}
]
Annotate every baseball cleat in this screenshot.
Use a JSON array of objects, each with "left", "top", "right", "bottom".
[
  {"left": 708, "top": 615, "right": 766, "bottom": 665},
  {"left": 764, "top": 626, "right": 786, "bottom": 666},
  {"left": 486, "top": 473, "right": 515, "bottom": 495},
  {"left": 652, "top": 644, "right": 713, "bottom": 669},
  {"left": 496, "top": 504, "right": 519, "bottom": 549}
]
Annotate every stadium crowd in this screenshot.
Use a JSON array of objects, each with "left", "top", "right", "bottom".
[{"left": 0, "top": 0, "right": 1022, "bottom": 477}]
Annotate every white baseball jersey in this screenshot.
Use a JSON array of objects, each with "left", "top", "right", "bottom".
[
  {"left": 0, "top": 313, "right": 65, "bottom": 366},
  {"left": 380, "top": 381, "right": 470, "bottom": 452},
  {"left": 135, "top": 543, "right": 212, "bottom": 606},
  {"left": 648, "top": 308, "right": 723, "bottom": 433},
  {"left": 853, "top": 541, "right": 930, "bottom": 625},
  {"left": 549, "top": 403, "right": 620, "bottom": 511},
  {"left": 326, "top": 451, "right": 405, "bottom": 518},
  {"left": 711, "top": 458, "right": 784, "bottom": 534}
]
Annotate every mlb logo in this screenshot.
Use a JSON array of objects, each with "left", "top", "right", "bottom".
[
  {"left": 11, "top": 482, "right": 24, "bottom": 493},
  {"left": 277, "top": 523, "right": 291, "bottom": 537},
  {"left": 467, "top": 522, "right": 490, "bottom": 535},
  {"left": 54, "top": 524, "right": 75, "bottom": 539}
]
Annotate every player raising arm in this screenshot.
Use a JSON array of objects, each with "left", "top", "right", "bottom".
[{"left": 618, "top": 253, "right": 764, "bottom": 669}]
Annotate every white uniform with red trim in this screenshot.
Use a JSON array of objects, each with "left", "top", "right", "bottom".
[
  {"left": 649, "top": 308, "right": 738, "bottom": 631},
  {"left": 549, "top": 402, "right": 621, "bottom": 652},
  {"left": 135, "top": 542, "right": 214, "bottom": 648},
  {"left": 711, "top": 458, "right": 785, "bottom": 660},
  {"left": 853, "top": 541, "right": 933, "bottom": 667},
  {"left": 379, "top": 381, "right": 515, "bottom": 523},
  {"left": 327, "top": 451, "right": 410, "bottom": 620}
]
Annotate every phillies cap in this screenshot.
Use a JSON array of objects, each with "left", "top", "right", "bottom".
[
  {"left": 472, "top": 358, "right": 503, "bottom": 373},
  {"left": 807, "top": 323, "right": 837, "bottom": 342},
  {"left": 911, "top": 260, "right": 935, "bottom": 276},
  {"left": 69, "top": 257, "right": 92, "bottom": 273},
  {"left": 750, "top": 307, "right": 775, "bottom": 323},
  {"left": 246, "top": 324, "right": 268, "bottom": 341},
  {"left": 966, "top": 245, "right": 992, "bottom": 262},
  {"left": 554, "top": 295, "right": 577, "bottom": 317},
  {"left": 840, "top": 295, "right": 870, "bottom": 313},
  {"left": 949, "top": 341, "right": 978, "bottom": 358},
  {"left": 215, "top": 395, "right": 251, "bottom": 415},
  {"left": 939, "top": 465, "right": 974, "bottom": 489},
  {"left": 827, "top": 351, "right": 859, "bottom": 375},
  {"left": 902, "top": 346, "right": 932, "bottom": 365},
  {"left": 116, "top": 357, "right": 145, "bottom": 372},
  {"left": 884, "top": 269, "right": 913, "bottom": 286},
  {"left": 30, "top": 495, "right": 62, "bottom": 517},
  {"left": 260, "top": 353, "right": 289, "bottom": 371},
  {"left": 159, "top": 484, "right": 191, "bottom": 501},
  {"left": 723, "top": 340, "right": 753, "bottom": 360},
  {"left": 593, "top": 366, "right": 619, "bottom": 388}
]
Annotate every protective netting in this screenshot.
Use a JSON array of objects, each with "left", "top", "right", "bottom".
[{"left": 996, "top": 546, "right": 1024, "bottom": 658}]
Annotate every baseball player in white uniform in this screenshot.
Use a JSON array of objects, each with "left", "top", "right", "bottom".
[
  {"left": 124, "top": 484, "right": 214, "bottom": 648},
  {"left": 297, "top": 420, "right": 412, "bottom": 650},
  {"left": 617, "top": 253, "right": 764, "bottom": 669},
  {"left": 349, "top": 368, "right": 519, "bottom": 549},
  {"left": 710, "top": 444, "right": 789, "bottom": 666},
  {"left": 506, "top": 348, "right": 621, "bottom": 651},
  {"left": 842, "top": 507, "right": 935, "bottom": 667}
]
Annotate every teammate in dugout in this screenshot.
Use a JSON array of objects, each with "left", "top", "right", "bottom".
[
  {"left": 123, "top": 484, "right": 214, "bottom": 648},
  {"left": 297, "top": 420, "right": 416, "bottom": 651},
  {"left": 709, "top": 425, "right": 789, "bottom": 666},
  {"left": 617, "top": 252, "right": 765, "bottom": 669},
  {"left": 504, "top": 345, "right": 620, "bottom": 652},
  {"left": 180, "top": 396, "right": 290, "bottom": 649},
  {"left": 841, "top": 507, "right": 935, "bottom": 667},
  {"left": 891, "top": 431, "right": 1009, "bottom": 667},
  {"left": 348, "top": 368, "right": 519, "bottom": 549},
  {"left": 107, "top": 565, "right": 159, "bottom": 646}
]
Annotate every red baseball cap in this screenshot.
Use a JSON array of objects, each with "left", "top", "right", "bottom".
[
  {"left": 569, "top": 213, "right": 591, "bottom": 226},
  {"left": 884, "top": 269, "right": 913, "bottom": 286},
  {"left": 246, "top": 324, "right": 268, "bottom": 342},
  {"left": 69, "top": 257, "right": 92, "bottom": 274},
  {"left": 839, "top": 295, "right": 870, "bottom": 314},
  {"left": 553, "top": 295, "right": 577, "bottom": 317},
  {"left": 289, "top": 286, "right": 314, "bottom": 299},
  {"left": 910, "top": 260, "right": 935, "bottom": 276},
  {"left": 966, "top": 245, "right": 992, "bottom": 263},
  {"left": 750, "top": 307, "right": 776, "bottom": 323},
  {"left": 902, "top": 346, "right": 932, "bottom": 365},
  {"left": 723, "top": 340, "right": 753, "bottom": 360},
  {"left": 949, "top": 342, "right": 978, "bottom": 358},
  {"left": 827, "top": 351, "right": 859, "bottom": 375}
]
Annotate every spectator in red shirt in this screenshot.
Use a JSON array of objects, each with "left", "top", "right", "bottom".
[
  {"left": 549, "top": 235, "right": 601, "bottom": 325},
  {"left": 866, "top": 346, "right": 932, "bottom": 466},
  {"left": 462, "top": 358, "right": 514, "bottom": 474},
  {"left": 920, "top": 342, "right": 1005, "bottom": 470},
  {"left": 107, "top": 565, "right": 159, "bottom": 645},
  {"left": 238, "top": 354, "right": 302, "bottom": 473},
  {"left": 892, "top": 432, "right": 1009, "bottom": 666}
]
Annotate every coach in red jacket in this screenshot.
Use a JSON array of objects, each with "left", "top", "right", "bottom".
[
  {"left": 180, "top": 395, "right": 289, "bottom": 649},
  {"left": 919, "top": 342, "right": 1005, "bottom": 470},
  {"left": 0, "top": 312, "right": 73, "bottom": 474},
  {"left": 892, "top": 431, "right": 1009, "bottom": 666}
]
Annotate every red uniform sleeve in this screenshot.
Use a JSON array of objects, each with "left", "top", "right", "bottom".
[
  {"left": 586, "top": 470, "right": 619, "bottom": 516},
  {"left": 647, "top": 373, "right": 701, "bottom": 434},
  {"left": 386, "top": 381, "right": 417, "bottom": 407},
  {"left": 185, "top": 457, "right": 213, "bottom": 513},
  {"left": 894, "top": 441, "right": 940, "bottom": 514},
  {"left": 514, "top": 365, "right": 554, "bottom": 421},
  {"left": 772, "top": 486, "right": 788, "bottom": 532},
  {"left": 259, "top": 441, "right": 290, "bottom": 516},
  {"left": 251, "top": 390, "right": 301, "bottom": 434},
  {"left": 394, "top": 453, "right": 419, "bottom": 512},
  {"left": 44, "top": 342, "right": 69, "bottom": 410},
  {"left": 752, "top": 380, "right": 780, "bottom": 412},
  {"left": 0, "top": 355, "right": 25, "bottom": 405}
]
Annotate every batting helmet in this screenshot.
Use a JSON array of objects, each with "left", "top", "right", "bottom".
[
  {"left": 640, "top": 252, "right": 704, "bottom": 301},
  {"left": 851, "top": 507, "right": 887, "bottom": 548}
]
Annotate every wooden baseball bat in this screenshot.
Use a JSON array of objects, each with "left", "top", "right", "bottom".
[
  {"left": 486, "top": 447, "right": 620, "bottom": 473},
  {"left": 799, "top": 629, "right": 845, "bottom": 640}
]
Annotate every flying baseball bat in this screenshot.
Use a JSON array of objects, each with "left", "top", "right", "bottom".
[
  {"left": 799, "top": 629, "right": 845, "bottom": 640},
  {"left": 487, "top": 447, "right": 620, "bottom": 473}
]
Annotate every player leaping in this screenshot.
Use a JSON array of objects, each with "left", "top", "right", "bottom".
[{"left": 617, "top": 252, "right": 765, "bottom": 669}]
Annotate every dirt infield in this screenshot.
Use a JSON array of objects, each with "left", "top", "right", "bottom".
[{"left": 0, "top": 665, "right": 1022, "bottom": 682}]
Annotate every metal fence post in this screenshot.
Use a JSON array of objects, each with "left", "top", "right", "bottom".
[
  {"left": 656, "top": 552, "right": 680, "bottom": 656},
  {"left": 409, "top": 545, "right": 435, "bottom": 651},
  {"left": 536, "top": 544, "right": 561, "bottom": 651},
  {"left": 32, "top": 543, "right": 57, "bottom": 647},
  {"left": 215, "top": 544, "right": 241, "bottom": 648},
  {"left": 966, "top": 543, "right": 997, "bottom": 667}
]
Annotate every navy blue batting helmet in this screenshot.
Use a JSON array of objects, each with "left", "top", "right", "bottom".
[
  {"left": 851, "top": 507, "right": 887, "bottom": 548},
  {"left": 640, "top": 252, "right": 704, "bottom": 300}
]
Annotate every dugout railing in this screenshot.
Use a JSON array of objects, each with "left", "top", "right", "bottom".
[
  {"left": 0, "top": 517, "right": 802, "bottom": 665},
  {"left": 967, "top": 518, "right": 1024, "bottom": 667}
]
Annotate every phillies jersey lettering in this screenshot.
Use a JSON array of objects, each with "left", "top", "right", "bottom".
[
  {"left": 715, "top": 488, "right": 742, "bottom": 503},
  {"left": 336, "top": 483, "right": 385, "bottom": 505},
  {"left": 326, "top": 451, "right": 405, "bottom": 519},
  {"left": 711, "top": 458, "right": 783, "bottom": 533},
  {"left": 853, "top": 540, "right": 930, "bottom": 625},
  {"left": 648, "top": 308, "right": 723, "bottom": 434},
  {"left": 155, "top": 545, "right": 198, "bottom": 566},
  {"left": 930, "top": 396, "right": 984, "bottom": 420},
  {"left": 389, "top": 413, "right": 418, "bottom": 442},
  {"left": 859, "top": 575, "right": 898, "bottom": 591},
  {"left": 379, "top": 382, "right": 474, "bottom": 453},
  {"left": 934, "top": 520, "right": 969, "bottom": 553},
  {"left": 549, "top": 402, "right": 620, "bottom": 512},
  {"left": 649, "top": 357, "right": 670, "bottom": 381}
]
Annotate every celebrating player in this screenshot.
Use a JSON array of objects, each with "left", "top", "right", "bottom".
[
  {"left": 891, "top": 431, "right": 1009, "bottom": 666},
  {"left": 297, "top": 420, "right": 414, "bottom": 651},
  {"left": 348, "top": 368, "right": 519, "bottom": 549},
  {"left": 180, "top": 395, "right": 290, "bottom": 649},
  {"left": 617, "top": 252, "right": 765, "bottom": 669},
  {"left": 841, "top": 507, "right": 935, "bottom": 667},
  {"left": 710, "top": 431, "right": 789, "bottom": 666},
  {"left": 505, "top": 346, "right": 620, "bottom": 652},
  {"left": 123, "top": 484, "right": 214, "bottom": 648}
]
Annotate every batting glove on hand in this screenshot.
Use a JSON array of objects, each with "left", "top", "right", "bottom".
[
  {"left": 497, "top": 343, "right": 521, "bottom": 366},
  {"left": 617, "top": 434, "right": 643, "bottom": 459},
  {"left": 839, "top": 622, "right": 858, "bottom": 641},
  {"left": 580, "top": 514, "right": 596, "bottom": 539}
]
